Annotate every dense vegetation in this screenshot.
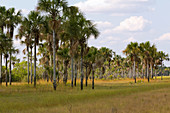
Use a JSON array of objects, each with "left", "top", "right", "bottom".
[{"left": 0, "top": 0, "right": 169, "bottom": 91}]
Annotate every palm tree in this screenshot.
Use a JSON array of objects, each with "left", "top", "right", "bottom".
[
  {"left": 28, "top": 11, "right": 44, "bottom": 87},
  {"left": 78, "top": 16, "right": 99, "bottom": 90},
  {"left": 37, "top": 0, "right": 68, "bottom": 90},
  {"left": 157, "top": 51, "right": 169, "bottom": 80},
  {"left": 123, "top": 42, "right": 140, "bottom": 83},
  {"left": 16, "top": 16, "right": 32, "bottom": 84},
  {"left": 57, "top": 45, "right": 70, "bottom": 84},
  {"left": 61, "top": 6, "right": 82, "bottom": 87},
  {"left": 0, "top": 6, "right": 7, "bottom": 85},
  {"left": 6, "top": 7, "right": 22, "bottom": 85}
]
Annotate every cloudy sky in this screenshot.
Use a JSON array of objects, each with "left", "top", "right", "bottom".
[{"left": 0, "top": 0, "right": 170, "bottom": 66}]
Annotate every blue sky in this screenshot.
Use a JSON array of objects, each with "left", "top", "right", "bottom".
[{"left": 0, "top": 0, "right": 170, "bottom": 66}]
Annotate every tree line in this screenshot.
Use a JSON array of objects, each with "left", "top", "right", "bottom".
[{"left": 0, "top": 0, "right": 169, "bottom": 90}]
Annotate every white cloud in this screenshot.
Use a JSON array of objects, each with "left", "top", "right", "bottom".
[
  {"left": 95, "top": 21, "right": 113, "bottom": 30},
  {"left": 155, "top": 33, "right": 170, "bottom": 41},
  {"left": 74, "top": 0, "right": 155, "bottom": 15},
  {"left": 123, "top": 37, "right": 136, "bottom": 43},
  {"left": 114, "top": 16, "right": 151, "bottom": 32},
  {"left": 98, "top": 36, "right": 121, "bottom": 45},
  {"left": 103, "top": 16, "right": 151, "bottom": 34}
]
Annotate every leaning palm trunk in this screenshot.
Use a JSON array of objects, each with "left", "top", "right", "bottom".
[
  {"left": 71, "top": 56, "right": 74, "bottom": 87},
  {"left": 30, "top": 47, "right": 33, "bottom": 84},
  {"left": 53, "top": 30, "right": 56, "bottom": 90},
  {"left": 27, "top": 46, "right": 29, "bottom": 84},
  {"left": 34, "top": 39, "right": 36, "bottom": 87},
  {"left": 5, "top": 56, "right": 8, "bottom": 86},
  {"left": 92, "top": 63, "right": 95, "bottom": 89},
  {"left": 0, "top": 53, "right": 2, "bottom": 85},
  {"left": 9, "top": 52, "right": 12, "bottom": 85},
  {"left": 80, "top": 45, "right": 84, "bottom": 90},
  {"left": 74, "top": 64, "right": 77, "bottom": 86}
]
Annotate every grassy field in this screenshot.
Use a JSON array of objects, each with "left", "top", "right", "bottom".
[{"left": 0, "top": 78, "right": 170, "bottom": 113}]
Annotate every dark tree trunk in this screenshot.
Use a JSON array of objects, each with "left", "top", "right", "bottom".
[
  {"left": 34, "top": 39, "right": 36, "bottom": 87},
  {"left": 57, "top": 60, "right": 59, "bottom": 83},
  {"left": 63, "top": 61, "right": 68, "bottom": 85},
  {"left": 151, "top": 63, "right": 153, "bottom": 79},
  {"left": 147, "top": 60, "right": 149, "bottom": 82},
  {"left": 92, "top": 64, "right": 95, "bottom": 89},
  {"left": 5, "top": 56, "right": 8, "bottom": 86},
  {"left": 74, "top": 64, "right": 77, "bottom": 86},
  {"left": 27, "top": 46, "right": 29, "bottom": 84},
  {"left": 53, "top": 30, "right": 56, "bottom": 90},
  {"left": 0, "top": 53, "right": 2, "bottom": 85},
  {"left": 50, "top": 54, "right": 53, "bottom": 82},
  {"left": 30, "top": 47, "right": 33, "bottom": 84},
  {"left": 71, "top": 57, "right": 74, "bottom": 87},
  {"left": 161, "top": 61, "right": 163, "bottom": 80},
  {"left": 133, "top": 59, "right": 136, "bottom": 83},
  {"left": 9, "top": 51, "right": 12, "bottom": 85},
  {"left": 85, "top": 63, "right": 88, "bottom": 87},
  {"left": 80, "top": 45, "right": 84, "bottom": 90}
]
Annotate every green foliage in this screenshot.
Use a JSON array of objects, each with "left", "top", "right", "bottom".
[{"left": 12, "top": 61, "right": 28, "bottom": 82}]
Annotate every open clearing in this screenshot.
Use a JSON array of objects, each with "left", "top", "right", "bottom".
[{"left": 0, "top": 78, "right": 170, "bottom": 113}]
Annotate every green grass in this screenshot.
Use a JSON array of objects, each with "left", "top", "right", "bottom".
[{"left": 0, "top": 78, "right": 170, "bottom": 113}]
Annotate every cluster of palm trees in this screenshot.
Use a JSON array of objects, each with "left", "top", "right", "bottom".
[
  {"left": 0, "top": 0, "right": 99, "bottom": 90},
  {"left": 0, "top": 6, "right": 21, "bottom": 86},
  {"left": 0, "top": 0, "right": 169, "bottom": 91},
  {"left": 123, "top": 41, "right": 169, "bottom": 83}
]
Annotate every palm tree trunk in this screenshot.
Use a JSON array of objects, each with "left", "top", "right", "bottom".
[
  {"left": 53, "top": 30, "right": 56, "bottom": 90},
  {"left": 57, "top": 60, "right": 59, "bottom": 83},
  {"left": 92, "top": 63, "right": 95, "bottom": 89},
  {"left": 34, "top": 40, "right": 36, "bottom": 87},
  {"left": 63, "top": 61, "right": 67, "bottom": 85},
  {"left": 50, "top": 54, "right": 53, "bottom": 82},
  {"left": 0, "top": 53, "right": 2, "bottom": 85},
  {"left": 161, "top": 61, "right": 163, "bottom": 80},
  {"left": 5, "top": 56, "right": 8, "bottom": 86},
  {"left": 30, "top": 47, "right": 33, "bottom": 84},
  {"left": 80, "top": 45, "right": 84, "bottom": 90},
  {"left": 142, "top": 63, "right": 144, "bottom": 79},
  {"left": 147, "top": 60, "right": 149, "bottom": 82},
  {"left": 74, "top": 64, "right": 77, "bottom": 86},
  {"left": 27, "top": 46, "right": 29, "bottom": 84},
  {"left": 145, "top": 64, "right": 147, "bottom": 79},
  {"left": 85, "top": 63, "right": 88, "bottom": 87},
  {"left": 71, "top": 56, "right": 74, "bottom": 87},
  {"left": 9, "top": 51, "right": 12, "bottom": 85},
  {"left": 150, "top": 63, "right": 153, "bottom": 79},
  {"left": 133, "top": 59, "right": 136, "bottom": 83}
]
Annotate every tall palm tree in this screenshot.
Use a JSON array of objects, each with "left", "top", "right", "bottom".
[
  {"left": 87, "top": 46, "right": 98, "bottom": 89},
  {"left": 37, "top": 0, "right": 68, "bottom": 90},
  {"left": 0, "top": 6, "right": 7, "bottom": 85},
  {"left": 61, "top": 6, "right": 82, "bottom": 87},
  {"left": 78, "top": 16, "right": 99, "bottom": 90},
  {"left": 16, "top": 16, "right": 32, "bottom": 84},
  {"left": 123, "top": 42, "right": 140, "bottom": 83},
  {"left": 6, "top": 8, "right": 22, "bottom": 85},
  {"left": 28, "top": 11, "right": 44, "bottom": 87},
  {"left": 157, "top": 51, "right": 169, "bottom": 80}
]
